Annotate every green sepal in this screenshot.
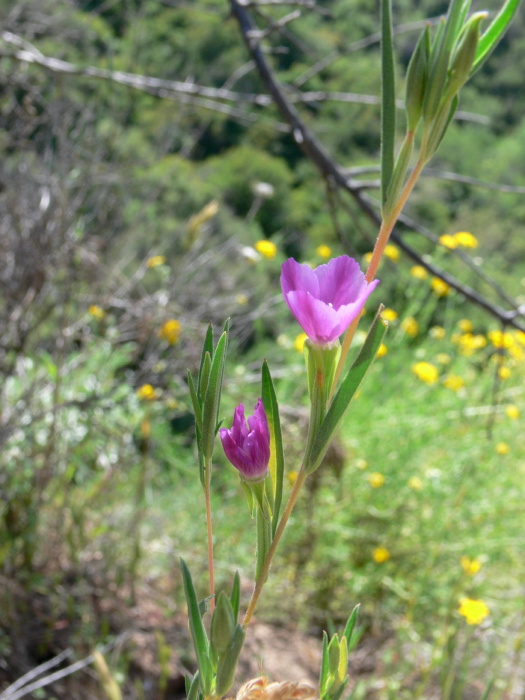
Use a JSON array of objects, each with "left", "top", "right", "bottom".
[
  {"left": 240, "top": 480, "right": 255, "bottom": 515},
  {"left": 180, "top": 559, "right": 212, "bottom": 696},
  {"left": 215, "top": 625, "right": 246, "bottom": 698},
  {"left": 210, "top": 592, "right": 236, "bottom": 658},
  {"left": 425, "top": 94, "right": 459, "bottom": 161},
  {"left": 230, "top": 571, "right": 241, "bottom": 622},
  {"left": 319, "top": 631, "right": 330, "bottom": 696},
  {"left": 201, "top": 330, "right": 228, "bottom": 461},
  {"left": 261, "top": 361, "right": 284, "bottom": 538},
  {"left": 306, "top": 313, "right": 386, "bottom": 474},
  {"left": 473, "top": 0, "right": 520, "bottom": 73}
]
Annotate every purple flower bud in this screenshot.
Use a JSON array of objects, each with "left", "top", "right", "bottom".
[
  {"left": 281, "top": 255, "right": 379, "bottom": 346},
  {"left": 219, "top": 399, "right": 270, "bottom": 481}
]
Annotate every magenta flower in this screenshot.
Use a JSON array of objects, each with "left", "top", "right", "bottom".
[
  {"left": 281, "top": 255, "right": 379, "bottom": 345},
  {"left": 219, "top": 399, "right": 270, "bottom": 481}
]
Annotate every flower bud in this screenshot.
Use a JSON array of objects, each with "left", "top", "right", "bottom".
[
  {"left": 405, "top": 25, "right": 430, "bottom": 132},
  {"left": 220, "top": 399, "right": 270, "bottom": 481},
  {"left": 445, "top": 12, "right": 487, "bottom": 100},
  {"left": 210, "top": 592, "right": 236, "bottom": 657}
]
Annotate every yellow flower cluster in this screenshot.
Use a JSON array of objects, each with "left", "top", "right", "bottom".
[
  {"left": 458, "top": 597, "right": 489, "bottom": 625},
  {"left": 88, "top": 304, "right": 105, "bottom": 320},
  {"left": 496, "top": 441, "right": 510, "bottom": 455},
  {"left": 146, "top": 255, "right": 166, "bottom": 268},
  {"left": 452, "top": 332, "right": 487, "bottom": 357},
  {"left": 381, "top": 308, "right": 398, "bottom": 322},
  {"left": 137, "top": 384, "right": 158, "bottom": 401},
  {"left": 373, "top": 546, "right": 390, "bottom": 563},
  {"left": 294, "top": 332, "right": 308, "bottom": 353},
  {"left": 439, "top": 231, "right": 478, "bottom": 249},
  {"left": 401, "top": 316, "right": 419, "bottom": 338},
  {"left": 384, "top": 244, "right": 400, "bottom": 262},
  {"left": 316, "top": 244, "right": 332, "bottom": 259},
  {"left": 412, "top": 361, "right": 439, "bottom": 385},
  {"left": 442, "top": 374, "right": 465, "bottom": 392},
  {"left": 159, "top": 319, "right": 182, "bottom": 345},
  {"left": 410, "top": 265, "right": 428, "bottom": 280},
  {"left": 255, "top": 240, "right": 278, "bottom": 260},
  {"left": 431, "top": 277, "right": 451, "bottom": 297},
  {"left": 408, "top": 476, "right": 423, "bottom": 490},
  {"left": 506, "top": 405, "right": 520, "bottom": 420},
  {"left": 460, "top": 555, "right": 482, "bottom": 576},
  {"left": 376, "top": 343, "right": 388, "bottom": 358},
  {"left": 368, "top": 472, "right": 385, "bottom": 488},
  {"left": 430, "top": 326, "right": 446, "bottom": 340}
]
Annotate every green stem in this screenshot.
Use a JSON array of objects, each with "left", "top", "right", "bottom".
[
  {"left": 205, "top": 456, "right": 215, "bottom": 612},
  {"left": 331, "top": 150, "right": 427, "bottom": 394},
  {"left": 243, "top": 468, "right": 308, "bottom": 628}
]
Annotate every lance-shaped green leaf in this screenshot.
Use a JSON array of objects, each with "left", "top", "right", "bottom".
[
  {"left": 186, "top": 673, "right": 202, "bottom": 700},
  {"left": 380, "top": 0, "right": 396, "bottom": 209},
  {"left": 306, "top": 313, "right": 387, "bottom": 474},
  {"left": 201, "top": 330, "right": 228, "bottom": 460},
  {"left": 180, "top": 559, "right": 213, "bottom": 696},
  {"left": 473, "top": 0, "right": 521, "bottom": 73},
  {"left": 187, "top": 370, "right": 203, "bottom": 435},
  {"left": 215, "top": 625, "right": 246, "bottom": 698},
  {"left": 261, "top": 360, "right": 284, "bottom": 537},
  {"left": 343, "top": 605, "right": 360, "bottom": 649}
]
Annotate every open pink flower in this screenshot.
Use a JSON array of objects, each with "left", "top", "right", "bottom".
[
  {"left": 219, "top": 399, "right": 270, "bottom": 481},
  {"left": 281, "top": 256, "right": 379, "bottom": 345}
]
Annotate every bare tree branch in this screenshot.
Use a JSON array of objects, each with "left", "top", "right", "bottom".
[{"left": 228, "top": 0, "right": 525, "bottom": 332}]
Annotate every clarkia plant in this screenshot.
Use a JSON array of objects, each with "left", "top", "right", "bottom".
[{"left": 181, "top": 2, "right": 518, "bottom": 698}]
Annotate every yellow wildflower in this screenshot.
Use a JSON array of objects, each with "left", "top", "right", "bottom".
[
  {"left": 408, "top": 476, "right": 423, "bottom": 490},
  {"left": 455, "top": 333, "right": 487, "bottom": 356},
  {"left": 255, "top": 239, "right": 277, "bottom": 260},
  {"left": 363, "top": 252, "right": 373, "bottom": 264},
  {"left": 505, "top": 405, "right": 520, "bottom": 420},
  {"left": 431, "top": 277, "right": 451, "bottom": 297},
  {"left": 293, "top": 332, "right": 308, "bottom": 353},
  {"left": 381, "top": 308, "right": 398, "bottom": 322},
  {"left": 368, "top": 472, "right": 385, "bottom": 488},
  {"left": 88, "top": 305, "right": 105, "bottom": 320},
  {"left": 439, "top": 234, "right": 458, "bottom": 249},
  {"left": 430, "top": 326, "right": 446, "bottom": 340},
  {"left": 410, "top": 265, "right": 428, "bottom": 280},
  {"left": 137, "top": 384, "right": 158, "bottom": 401},
  {"left": 442, "top": 375, "right": 465, "bottom": 392},
  {"left": 496, "top": 442, "right": 509, "bottom": 455},
  {"left": 516, "top": 331, "right": 525, "bottom": 347},
  {"left": 316, "top": 244, "right": 332, "bottom": 259},
  {"left": 287, "top": 470, "right": 299, "bottom": 486},
  {"left": 458, "top": 598, "right": 490, "bottom": 625},
  {"left": 401, "top": 316, "right": 419, "bottom": 338},
  {"left": 373, "top": 547, "right": 391, "bottom": 563},
  {"left": 412, "top": 361, "right": 439, "bottom": 385},
  {"left": 498, "top": 366, "right": 511, "bottom": 380},
  {"left": 458, "top": 319, "right": 473, "bottom": 333},
  {"left": 454, "top": 231, "right": 478, "bottom": 248},
  {"left": 376, "top": 343, "right": 388, "bottom": 358},
  {"left": 159, "top": 319, "right": 181, "bottom": 345},
  {"left": 146, "top": 255, "right": 166, "bottom": 268},
  {"left": 384, "top": 244, "right": 400, "bottom": 262},
  {"left": 488, "top": 330, "right": 513, "bottom": 349},
  {"left": 461, "top": 556, "right": 482, "bottom": 576}
]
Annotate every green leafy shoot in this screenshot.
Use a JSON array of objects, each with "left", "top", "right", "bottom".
[
  {"left": 473, "top": 0, "right": 521, "bottom": 72},
  {"left": 261, "top": 360, "right": 284, "bottom": 537},
  {"left": 380, "top": 0, "right": 396, "bottom": 208}
]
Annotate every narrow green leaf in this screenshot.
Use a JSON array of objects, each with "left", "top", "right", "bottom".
[
  {"left": 380, "top": 0, "right": 396, "bottom": 208},
  {"left": 306, "top": 313, "right": 387, "bottom": 473},
  {"left": 199, "top": 352, "right": 212, "bottom": 404},
  {"left": 198, "top": 323, "right": 214, "bottom": 397},
  {"left": 458, "top": 0, "right": 473, "bottom": 26},
  {"left": 186, "top": 672, "right": 201, "bottom": 700},
  {"left": 187, "top": 371, "right": 203, "bottom": 434},
  {"left": 473, "top": 0, "right": 520, "bottom": 72},
  {"left": 180, "top": 559, "right": 211, "bottom": 693},
  {"left": 319, "top": 631, "right": 330, "bottom": 696},
  {"left": 210, "top": 592, "right": 235, "bottom": 656},
  {"left": 202, "top": 331, "right": 228, "bottom": 460},
  {"left": 230, "top": 571, "right": 241, "bottom": 622},
  {"left": 480, "top": 679, "right": 494, "bottom": 700},
  {"left": 262, "top": 361, "right": 284, "bottom": 537},
  {"left": 343, "top": 605, "right": 360, "bottom": 647}
]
